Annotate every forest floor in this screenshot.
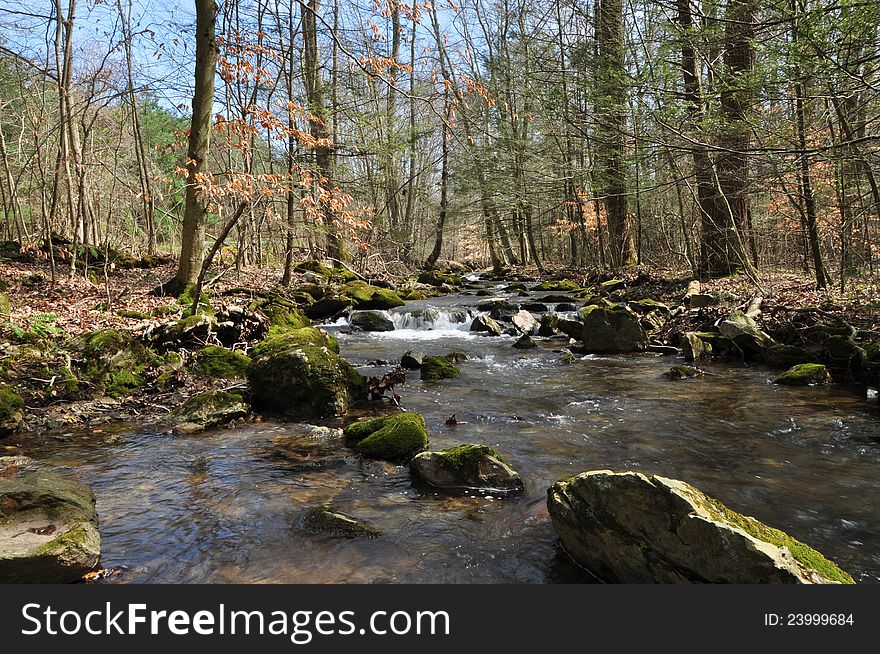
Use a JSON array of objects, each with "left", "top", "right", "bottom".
[
  {"left": 1, "top": 257, "right": 878, "bottom": 342},
  {"left": 1, "top": 253, "right": 878, "bottom": 441}
]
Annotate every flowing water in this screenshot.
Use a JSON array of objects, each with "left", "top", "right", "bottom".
[{"left": 16, "top": 282, "right": 880, "bottom": 583}]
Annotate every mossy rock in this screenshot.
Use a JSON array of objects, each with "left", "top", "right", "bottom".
[
  {"left": 177, "top": 282, "right": 213, "bottom": 318},
  {"left": 864, "top": 341, "right": 880, "bottom": 364},
  {"left": 411, "top": 444, "right": 523, "bottom": 493},
  {"left": 420, "top": 355, "right": 461, "bottom": 381},
  {"left": 663, "top": 365, "right": 702, "bottom": 380},
  {"left": 417, "top": 271, "right": 462, "bottom": 287},
  {"left": 547, "top": 470, "right": 853, "bottom": 584},
  {"left": 402, "top": 289, "right": 427, "bottom": 301},
  {"left": 168, "top": 390, "right": 249, "bottom": 434},
  {"left": 304, "top": 296, "right": 352, "bottom": 320},
  {"left": 293, "top": 260, "right": 333, "bottom": 277},
  {"left": 774, "top": 363, "right": 831, "bottom": 386},
  {"left": 824, "top": 335, "right": 863, "bottom": 367},
  {"left": 192, "top": 346, "right": 251, "bottom": 379},
  {"left": 76, "top": 329, "right": 159, "bottom": 397},
  {"left": 538, "top": 312, "right": 559, "bottom": 337},
  {"left": 248, "top": 343, "right": 366, "bottom": 419},
  {"left": 0, "top": 383, "right": 24, "bottom": 437},
  {"left": 296, "top": 283, "right": 326, "bottom": 301},
  {"left": 344, "top": 413, "right": 429, "bottom": 462},
  {"left": 350, "top": 311, "right": 395, "bottom": 332},
  {"left": 301, "top": 506, "right": 380, "bottom": 539},
  {"left": 329, "top": 266, "right": 360, "bottom": 283},
  {"left": 534, "top": 280, "right": 581, "bottom": 292},
  {"left": 250, "top": 295, "right": 310, "bottom": 330},
  {"left": 339, "top": 281, "right": 404, "bottom": 310},
  {"left": 578, "top": 305, "right": 647, "bottom": 353},
  {"left": 0, "top": 471, "right": 101, "bottom": 583},
  {"left": 629, "top": 298, "right": 670, "bottom": 314},
  {"left": 253, "top": 327, "right": 339, "bottom": 357}
]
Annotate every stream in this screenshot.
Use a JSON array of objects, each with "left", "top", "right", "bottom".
[{"left": 18, "top": 280, "right": 880, "bottom": 583}]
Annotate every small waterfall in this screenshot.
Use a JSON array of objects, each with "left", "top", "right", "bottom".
[{"left": 391, "top": 307, "right": 474, "bottom": 331}]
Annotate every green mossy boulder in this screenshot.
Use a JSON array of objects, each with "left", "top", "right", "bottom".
[
  {"left": 250, "top": 295, "right": 310, "bottom": 330},
  {"left": 0, "top": 383, "right": 24, "bottom": 437},
  {"left": 192, "top": 346, "right": 251, "bottom": 379},
  {"left": 417, "top": 271, "right": 462, "bottom": 287},
  {"left": 344, "top": 412, "right": 429, "bottom": 462},
  {"left": 420, "top": 355, "right": 461, "bottom": 381},
  {"left": 410, "top": 444, "right": 523, "bottom": 493},
  {"left": 339, "top": 281, "right": 404, "bottom": 310},
  {"left": 293, "top": 259, "right": 333, "bottom": 277},
  {"left": 547, "top": 470, "right": 853, "bottom": 584},
  {"left": 253, "top": 327, "right": 339, "bottom": 356},
  {"left": 578, "top": 305, "right": 647, "bottom": 353},
  {"left": 248, "top": 342, "right": 366, "bottom": 419},
  {"left": 168, "top": 390, "right": 249, "bottom": 434},
  {"left": 301, "top": 506, "right": 380, "bottom": 539},
  {"left": 534, "top": 279, "right": 581, "bottom": 292},
  {"left": 76, "top": 329, "right": 158, "bottom": 397},
  {"left": 0, "top": 472, "right": 101, "bottom": 583},
  {"left": 774, "top": 363, "right": 831, "bottom": 386},
  {"left": 0, "top": 292, "right": 11, "bottom": 319}
]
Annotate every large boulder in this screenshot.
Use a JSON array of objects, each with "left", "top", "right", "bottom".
[
  {"left": 410, "top": 444, "right": 523, "bottom": 493},
  {"left": 512, "top": 310, "right": 537, "bottom": 334},
  {"left": 0, "top": 472, "right": 101, "bottom": 583},
  {"left": 167, "top": 390, "right": 249, "bottom": 434},
  {"left": 339, "top": 281, "right": 405, "bottom": 310},
  {"left": 76, "top": 329, "right": 161, "bottom": 397},
  {"left": 547, "top": 470, "right": 853, "bottom": 584},
  {"left": 0, "top": 383, "right": 24, "bottom": 437},
  {"left": 350, "top": 311, "right": 395, "bottom": 332},
  {"left": 718, "top": 310, "right": 775, "bottom": 355},
  {"left": 420, "top": 356, "right": 461, "bottom": 381},
  {"left": 191, "top": 346, "right": 251, "bottom": 379},
  {"left": 578, "top": 305, "right": 647, "bottom": 353},
  {"left": 343, "top": 413, "right": 429, "bottom": 462},
  {"left": 248, "top": 336, "right": 367, "bottom": 419},
  {"left": 470, "top": 315, "right": 503, "bottom": 336}
]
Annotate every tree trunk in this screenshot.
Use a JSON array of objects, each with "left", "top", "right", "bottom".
[
  {"left": 162, "top": 0, "right": 218, "bottom": 296},
  {"left": 595, "top": 0, "right": 634, "bottom": 268}
]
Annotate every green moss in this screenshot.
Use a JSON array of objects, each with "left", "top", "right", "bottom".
[
  {"left": 250, "top": 295, "right": 310, "bottom": 329},
  {"left": 344, "top": 413, "right": 429, "bottom": 462},
  {"left": 192, "top": 346, "right": 251, "bottom": 378},
  {"left": 253, "top": 327, "right": 339, "bottom": 357},
  {"left": 330, "top": 266, "right": 360, "bottom": 283},
  {"left": 247, "top": 343, "right": 366, "bottom": 418},
  {"left": 403, "top": 289, "right": 427, "bottom": 301},
  {"left": 434, "top": 444, "right": 501, "bottom": 471},
  {"left": 534, "top": 279, "right": 581, "bottom": 292},
  {"left": 774, "top": 363, "right": 830, "bottom": 386},
  {"left": 297, "top": 283, "right": 326, "bottom": 301},
  {"left": 177, "top": 390, "right": 244, "bottom": 417},
  {"left": 177, "top": 283, "right": 213, "bottom": 317},
  {"left": 0, "top": 292, "right": 10, "bottom": 319},
  {"left": 339, "top": 281, "right": 404, "bottom": 310},
  {"left": 417, "top": 271, "right": 462, "bottom": 287},
  {"left": 699, "top": 495, "right": 854, "bottom": 584},
  {"left": 0, "top": 383, "right": 24, "bottom": 436},
  {"left": 294, "top": 259, "right": 332, "bottom": 277},
  {"left": 105, "top": 369, "right": 145, "bottom": 397},
  {"left": 33, "top": 523, "right": 95, "bottom": 557},
  {"left": 420, "top": 355, "right": 461, "bottom": 381},
  {"left": 151, "top": 304, "right": 179, "bottom": 317},
  {"left": 81, "top": 329, "right": 128, "bottom": 355}
]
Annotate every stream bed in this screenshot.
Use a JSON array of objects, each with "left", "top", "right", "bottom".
[{"left": 18, "top": 284, "right": 880, "bottom": 583}]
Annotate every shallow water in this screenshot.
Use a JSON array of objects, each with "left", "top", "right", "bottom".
[{"left": 19, "top": 285, "right": 880, "bottom": 583}]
